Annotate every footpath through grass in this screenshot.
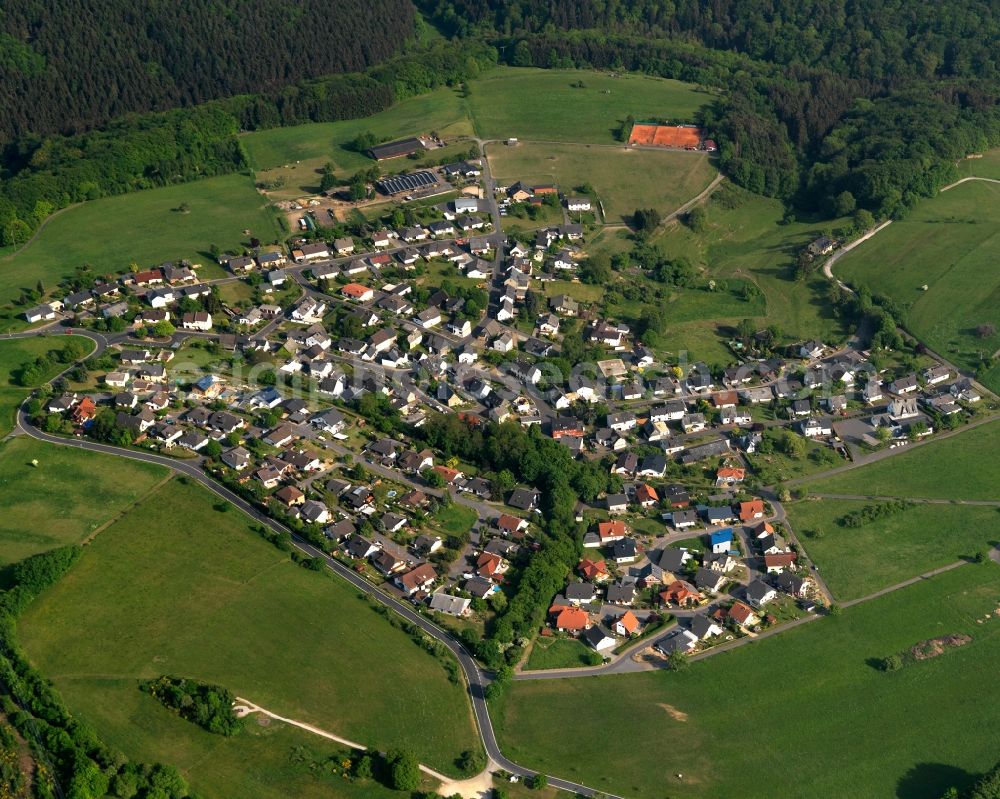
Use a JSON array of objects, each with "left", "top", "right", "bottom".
[
  {"left": 51, "top": 688, "right": 423, "bottom": 799},
  {"left": 0, "top": 174, "right": 280, "bottom": 321},
  {"left": 836, "top": 181, "right": 1000, "bottom": 390},
  {"left": 0, "top": 437, "right": 166, "bottom": 568},
  {"left": 957, "top": 148, "right": 1000, "bottom": 180},
  {"left": 19, "top": 477, "right": 481, "bottom": 782},
  {"left": 497, "top": 563, "right": 1000, "bottom": 799},
  {"left": 652, "top": 183, "right": 851, "bottom": 355}
]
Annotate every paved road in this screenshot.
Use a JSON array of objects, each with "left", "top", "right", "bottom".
[
  {"left": 13, "top": 409, "right": 619, "bottom": 799},
  {"left": 821, "top": 220, "right": 893, "bottom": 291}
]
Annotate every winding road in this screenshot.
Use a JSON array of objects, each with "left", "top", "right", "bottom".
[{"left": 12, "top": 406, "right": 620, "bottom": 798}]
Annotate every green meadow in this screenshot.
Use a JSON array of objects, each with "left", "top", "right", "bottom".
[
  {"left": 468, "top": 68, "right": 710, "bottom": 143},
  {"left": 788, "top": 498, "right": 996, "bottom": 600},
  {"left": 0, "top": 436, "right": 166, "bottom": 568},
  {"left": 486, "top": 141, "right": 716, "bottom": 223},
  {"left": 0, "top": 173, "right": 281, "bottom": 322},
  {"left": 836, "top": 180, "right": 1000, "bottom": 390},
  {"left": 799, "top": 421, "right": 1000, "bottom": 501},
  {"left": 19, "top": 476, "right": 481, "bottom": 786}
]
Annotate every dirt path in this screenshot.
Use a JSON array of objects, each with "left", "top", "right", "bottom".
[
  {"left": 233, "top": 698, "right": 496, "bottom": 798},
  {"left": 940, "top": 176, "right": 1000, "bottom": 192},
  {"left": 841, "top": 559, "right": 969, "bottom": 609}
]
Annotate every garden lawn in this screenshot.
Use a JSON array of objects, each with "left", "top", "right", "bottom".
[
  {"left": 0, "top": 437, "right": 166, "bottom": 567},
  {"left": 787, "top": 498, "right": 996, "bottom": 600},
  {"left": 433, "top": 503, "right": 478, "bottom": 536},
  {"left": 19, "top": 477, "right": 480, "bottom": 777},
  {"left": 0, "top": 335, "right": 95, "bottom": 436},
  {"left": 486, "top": 142, "right": 716, "bottom": 223},
  {"left": 799, "top": 420, "right": 1000, "bottom": 501},
  {"left": 468, "top": 68, "right": 710, "bottom": 143},
  {"left": 0, "top": 174, "right": 280, "bottom": 322},
  {"left": 836, "top": 181, "right": 1000, "bottom": 390},
  {"left": 496, "top": 563, "right": 1000, "bottom": 799},
  {"left": 523, "top": 637, "right": 600, "bottom": 671}
]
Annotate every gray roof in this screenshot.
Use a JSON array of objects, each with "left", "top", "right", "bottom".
[{"left": 565, "top": 582, "right": 596, "bottom": 601}]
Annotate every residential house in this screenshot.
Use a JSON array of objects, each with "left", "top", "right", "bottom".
[
  {"left": 694, "top": 568, "right": 726, "bottom": 593},
  {"left": 395, "top": 563, "right": 437, "bottom": 597},
  {"left": 613, "top": 611, "right": 641, "bottom": 638},
  {"left": 764, "top": 552, "right": 797, "bottom": 574},
  {"left": 605, "top": 493, "right": 629, "bottom": 514},
  {"left": 655, "top": 628, "right": 698, "bottom": 656},
  {"left": 709, "top": 529, "right": 734, "bottom": 554},
  {"left": 746, "top": 579, "right": 778, "bottom": 608},
  {"left": 739, "top": 499, "right": 766, "bottom": 522}
]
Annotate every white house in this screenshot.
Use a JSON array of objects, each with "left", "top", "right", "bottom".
[{"left": 181, "top": 312, "right": 213, "bottom": 331}]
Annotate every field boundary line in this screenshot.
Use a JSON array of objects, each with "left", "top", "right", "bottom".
[{"left": 81, "top": 473, "right": 174, "bottom": 545}]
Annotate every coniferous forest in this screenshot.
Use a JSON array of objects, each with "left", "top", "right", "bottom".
[{"left": 0, "top": 0, "right": 414, "bottom": 145}]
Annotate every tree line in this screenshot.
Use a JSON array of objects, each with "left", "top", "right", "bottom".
[{"left": 0, "top": 0, "right": 416, "bottom": 146}]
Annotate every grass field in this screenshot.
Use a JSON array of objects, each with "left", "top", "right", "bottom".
[
  {"left": 652, "top": 184, "right": 851, "bottom": 349},
  {"left": 496, "top": 563, "right": 1000, "bottom": 799},
  {"left": 0, "top": 334, "right": 95, "bottom": 436},
  {"left": 788, "top": 498, "right": 996, "bottom": 600},
  {"left": 0, "top": 437, "right": 167, "bottom": 569},
  {"left": 486, "top": 141, "right": 715, "bottom": 222},
  {"left": 523, "top": 636, "right": 600, "bottom": 671},
  {"left": 836, "top": 181, "right": 1000, "bottom": 389},
  {"left": 19, "top": 477, "right": 480, "bottom": 782},
  {"left": 468, "top": 68, "right": 710, "bottom": 143},
  {"left": 799, "top": 421, "right": 1000, "bottom": 501},
  {"left": 540, "top": 280, "right": 605, "bottom": 303},
  {"left": 0, "top": 174, "right": 280, "bottom": 322}
]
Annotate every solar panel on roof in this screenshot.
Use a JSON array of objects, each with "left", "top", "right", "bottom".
[{"left": 377, "top": 171, "right": 437, "bottom": 195}]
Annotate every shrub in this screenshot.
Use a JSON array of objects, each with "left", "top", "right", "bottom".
[{"left": 141, "top": 676, "right": 243, "bottom": 736}]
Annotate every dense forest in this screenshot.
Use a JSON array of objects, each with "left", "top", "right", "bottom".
[
  {"left": 422, "top": 0, "right": 1000, "bottom": 85},
  {"left": 419, "top": 0, "right": 1000, "bottom": 218},
  {"left": 0, "top": 0, "right": 415, "bottom": 144}
]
